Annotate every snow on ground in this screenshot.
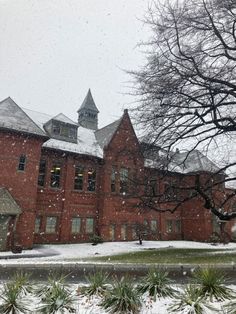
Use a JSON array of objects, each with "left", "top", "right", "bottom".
[
  {"left": 0, "top": 283, "right": 233, "bottom": 314},
  {"left": 1, "top": 240, "right": 236, "bottom": 264}
]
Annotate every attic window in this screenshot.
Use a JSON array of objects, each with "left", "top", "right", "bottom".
[
  {"left": 52, "top": 124, "right": 60, "bottom": 135},
  {"left": 51, "top": 122, "right": 77, "bottom": 140},
  {"left": 18, "top": 155, "right": 26, "bottom": 171}
]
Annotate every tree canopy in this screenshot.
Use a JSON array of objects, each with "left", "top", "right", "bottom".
[{"left": 131, "top": 0, "right": 236, "bottom": 221}]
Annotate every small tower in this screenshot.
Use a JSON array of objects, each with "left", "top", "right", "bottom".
[{"left": 77, "top": 89, "right": 99, "bottom": 130}]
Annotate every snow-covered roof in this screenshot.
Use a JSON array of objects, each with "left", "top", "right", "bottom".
[
  {"left": 0, "top": 188, "right": 22, "bottom": 215},
  {"left": 23, "top": 108, "right": 52, "bottom": 132},
  {"left": 95, "top": 118, "right": 121, "bottom": 149},
  {"left": 0, "top": 98, "right": 46, "bottom": 137},
  {"left": 51, "top": 113, "right": 78, "bottom": 126},
  {"left": 171, "top": 150, "right": 220, "bottom": 174},
  {"left": 43, "top": 126, "right": 103, "bottom": 158}
]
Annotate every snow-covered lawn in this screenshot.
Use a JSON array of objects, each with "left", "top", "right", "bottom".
[{"left": 1, "top": 240, "right": 236, "bottom": 264}]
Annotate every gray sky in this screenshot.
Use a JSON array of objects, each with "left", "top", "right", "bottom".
[{"left": 0, "top": 0, "right": 151, "bottom": 128}]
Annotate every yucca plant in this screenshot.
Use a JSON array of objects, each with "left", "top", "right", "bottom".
[
  {"left": 192, "top": 268, "right": 233, "bottom": 301},
  {"left": 169, "top": 285, "right": 216, "bottom": 314},
  {"left": 33, "top": 273, "right": 68, "bottom": 298},
  {"left": 0, "top": 282, "right": 29, "bottom": 314},
  {"left": 12, "top": 272, "right": 32, "bottom": 295},
  {"left": 224, "top": 298, "right": 236, "bottom": 314},
  {"left": 100, "top": 276, "right": 141, "bottom": 314},
  {"left": 137, "top": 269, "right": 175, "bottom": 301},
  {"left": 80, "top": 271, "right": 110, "bottom": 297},
  {"left": 37, "top": 275, "right": 76, "bottom": 313},
  {"left": 0, "top": 271, "right": 33, "bottom": 314}
]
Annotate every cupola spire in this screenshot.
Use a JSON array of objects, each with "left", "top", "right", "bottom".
[{"left": 77, "top": 89, "right": 99, "bottom": 130}]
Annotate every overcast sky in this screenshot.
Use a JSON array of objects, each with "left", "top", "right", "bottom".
[{"left": 0, "top": 0, "right": 151, "bottom": 128}]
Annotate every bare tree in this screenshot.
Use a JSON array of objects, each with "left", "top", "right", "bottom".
[{"left": 130, "top": 0, "right": 236, "bottom": 222}]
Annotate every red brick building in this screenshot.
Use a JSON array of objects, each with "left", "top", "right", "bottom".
[{"left": 0, "top": 91, "right": 235, "bottom": 251}]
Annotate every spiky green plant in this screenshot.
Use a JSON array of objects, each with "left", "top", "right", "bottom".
[
  {"left": 224, "top": 298, "right": 236, "bottom": 314},
  {"left": 137, "top": 269, "right": 175, "bottom": 301},
  {"left": 33, "top": 273, "right": 68, "bottom": 298},
  {"left": 100, "top": 277, "right": 141, "bottom": 314},
  {"left": 38, "top": 283, "right": 76, "bottom": 313},
  {"left": 192, "top": 268, "right": 233, "bottom": 301},
  {"left": 12, "top": 272, "right": 32, "bottom": 295},
  {"left": 169, "top": 285, "right": 216, "bottom": 314},
  {"left": 80, "top": 271, "right": 110, "bottom": 297},
  {"left": 36, "top": 274, "right": 76, "bottom": 313},
  {"left": 0, "top": 282, "right": 29, "bottom": 314}
]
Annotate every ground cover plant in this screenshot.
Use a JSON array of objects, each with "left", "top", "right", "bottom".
[
  {"left": 36, "top": 275, "right": 76, "bottom": 314},
  {"left": 137, "top": 269, "right": 175, "bottom": 301},
  {"left": 0, "top": 272, "right": 32, "bottom": 314},
  {"left": 1, "top": 268, "right": 236, "bottom": 313},
  {"left": 168, "top": 285, "right": 216, "bottom": 314},
  {"left": 100, "top": 276, "right": 141, "bottom": 314},
  {"left": 192, "top": 268, "right": 234, "bottom": 301},
  {"left": 79, "top": 271, "right": 110, "bottom": 297},
  {"left": 92, "top": 248, "right": 236, "bottom": 264}
]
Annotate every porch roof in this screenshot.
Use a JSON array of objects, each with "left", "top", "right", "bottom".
[{"left": 0, "top": 188, "right": 22, "bottom": 215}]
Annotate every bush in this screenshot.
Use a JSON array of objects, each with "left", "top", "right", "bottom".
[
  {"left": 0, "top": 272, "right": 32, "bottom": 313},
  {"left": 192, "top": 268, "right": 233, "bottom": 301},
  {"left": 36, "top": 275, "right": 76, "bottom": 313},
  {"left": 90, "top": 234, "right": 103, "bottom": 245},
  {"left": 80, "top": 271, "right": 110, "bottom": 297},
  {"left": 169, "top": 285, "right": 215, "bottom": 314},
  {"left": 137, "top": 269, "right": 175, "bottom": 301},
  {"left": 100, "top": 277, "right": 141, "bottom": 314}
]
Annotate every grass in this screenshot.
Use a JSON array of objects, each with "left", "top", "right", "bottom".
[{"left": 90, "top": 248, "right": 236, "bottom": 264}]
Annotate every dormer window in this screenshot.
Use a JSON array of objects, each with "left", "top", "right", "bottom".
[
  {"left": 52, "top": 124, "right": 60, "bottom": 135},
  {"left": 44, "top": 113, "right": 78, "bottom": 143}
]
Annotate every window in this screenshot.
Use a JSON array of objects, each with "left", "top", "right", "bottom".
[
  {"left": 111, "top": 166, "right": 117, "bottom": 192},
  {"left": 164, "top": 183, "right": 177, "bottom": 200},
  {"left": 87, "top": 168, "right": 96, "bottom": 192},
  {"left": 34, "top": 217, "right": 42, "bottom": 233},
  {"left": 74, "top": 166, "right": 84, "bottom": 190},
  {"left": 175, "top": 220, "right": 182, "bottom": 233},
  {"left": 86, "top": 218, "right": 94, "bottom": 234},
  {"left": 121, "top": 224, "right": 127, "bottom": 240},
  {"left": 38, "top": 159, "right": 46, "bottom": 187},
  {"left": 69, "top": 128, "right": 76, "bottom": 139},
  {"left": 151, "top": 220, "right": 157, "bottom": 232},
  {"left": 50, "top": 164, "right": 61, "bottom": 188},
  {"left": 46, "top": 217, "right": 57, "bottom": 233},
  {"left": 52, "top": 123, "right": 60, "bottom": 135},
  {"left": 109, "top": 224, "right": 115, "bottom": 241},
  {"left": 146, "top": 178, "right": 158, "bottom": 196},
  {"left": 120, "top": 168, "right": 129, "bottom": 194},
  {"left": 166, "top": 220, "right": 173, "bottom": 233},
  {"left": 71, "top": 217, "right": 81, "bottom": 234},
  {"left": 166, "top": 220, "right": 181, "bottom": 233},
  {"left": 60, "top": 125, "right": 69, "bottom": 137},
  {"left": 18, "top": 155, "right": 26, "bottom": 171}
]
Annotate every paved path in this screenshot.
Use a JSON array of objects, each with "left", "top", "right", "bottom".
[{"left": 1, "top": 262, "right": 236, "bottom": 284}]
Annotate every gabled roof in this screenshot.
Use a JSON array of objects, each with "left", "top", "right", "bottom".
[
  {"left": 77, "top": 89, "right": 99, "bottom": 113},
  {"left": 51, "top": 113, "right": 78, "bottom": 126},
  {"left": 0, "top": 97, "right": 46, "bottom": 137},
  {"left": 95, "top": 118, "right": 121, "bottom": 149},
  {"left": 0, "top": 188, "right": 22, "bottom": 215}
]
